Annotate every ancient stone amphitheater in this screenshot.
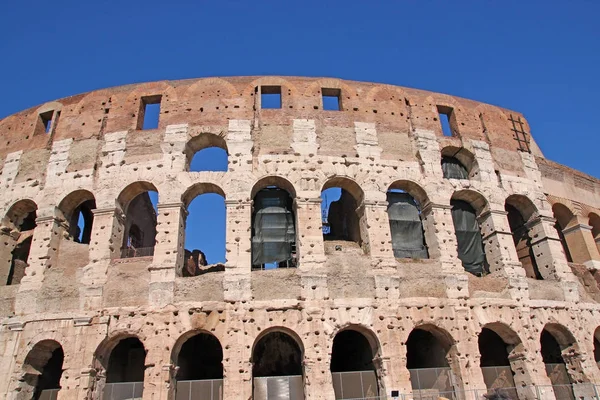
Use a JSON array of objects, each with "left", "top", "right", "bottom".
[{"left": 1, "top": 76, "right": 599, "bottom": 400}]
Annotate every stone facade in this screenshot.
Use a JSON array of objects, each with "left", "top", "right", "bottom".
[{"left": 0, "top": 76, "right": 600, "bottom": 400}]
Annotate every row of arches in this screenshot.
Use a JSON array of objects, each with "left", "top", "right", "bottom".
[
  {"left": 2, "top": 175, "right": 593, "bottom": 284},
  {"left": 20, "top": 321, "right": 600, "bottom": 400}
]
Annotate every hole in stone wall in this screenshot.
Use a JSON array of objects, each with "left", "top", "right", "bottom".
[
  {"left": 40, "top": 111, "right": 53, "bottom": 134},
  {"left": 138, "top": 95, "right": 161, "bottom": 130},
  {"left": 322, "top": 88, "right": 342, "bottom": 111},
  {"left": 437, "top": 105, "right": 455, "bottom": 137},
  {"left": 260, "top": 86, "right": 282, "bottom": 109}
]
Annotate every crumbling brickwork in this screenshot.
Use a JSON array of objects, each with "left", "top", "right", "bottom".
[{"left": 0, "top": 76, "right": 600, "bottom": 400}]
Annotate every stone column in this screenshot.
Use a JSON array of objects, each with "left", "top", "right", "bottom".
[
  {"left": 376, "top": 329, "right": 411, "bottom": 399},
  {"left": 302, "top": 314, "right": 336, "bottom": 400},
  {"left": 528, "top": 216, "right": 580, "bottom": 302},
  {"left": 478, "top": 209, "right": 529, "bottom": 301},
  {"left": 562, "top": 222, "right": 600, "bottom": 269},
  {"left": 362, "top": 200, "right": 395, "bottom": 262},
  {"left": 453, "top": 328, "right": 487, "bottom": 400},
  {"left": 421, "top": 203, "right": 469, "bottom": 299},
  {"left": 141, "top": 342, "right": 170, "bottom": 400},
  {"left": 148, "top": 202, "right": 185, "bottom": 307},
  {"left": 223, "top": 199, "right": 252, "bottom": 302},
  {"left": 294, "top": 198, "right": 328, "bottom": 301},
  {"left": 15, "top": 213, "right": 62, "bottom": 314},
  {"left": 222, "top": 310, "right": 252, "bottom": 400},
  {"left": 80, "top": 207, "right": 123, "bottom": 310}
]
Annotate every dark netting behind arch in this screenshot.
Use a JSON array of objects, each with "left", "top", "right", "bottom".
[
  {"left": 442, "top": 156, "right": 468, "bottom": 179},
  {"left": 387, "top": 192, "right": 428, "bottom": 259},
  {"left": 252, "top": 189, "right": 296, "bottom": 266},
  {"left": 451, "top": 199, "right": 488, "bottom": 275}
]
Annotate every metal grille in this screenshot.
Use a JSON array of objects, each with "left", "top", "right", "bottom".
[
  {"left": 176, "top": 379, "right": 223, "bottom": 400},
  {"left": 509, "top": 114, "right": 531, "bottom": 153},
  {"left": 103, "top": 382, "right": 143, "bottom": 400},
  {"left": 38, "top": 389, "right": 60, "bottom": 400},
  {"left": 480, "top": 366, "right": 517, "bottom": 399},
  {"left": 408, "top": 367, "right": 455, "bottom": 400},
  {"left": 120, "top": 246, "right": 155, "bottom": 258},
  {"left": 332, "top": 371, "right": 379, "bottom": 400},
  {"left": 253, "top": 375, "right": 304, "bottom": 400}
]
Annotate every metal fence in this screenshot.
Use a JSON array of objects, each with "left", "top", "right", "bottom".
[
  {"left": 103, "top": 382, "right": 144, "bottom": 400},
  {"left": 480, "top": 366, "right": 518, "bottom": 399},
  {"left": 332, "top": 370, "right": 380, "bottom": 399},
  {"left": 38, "top": 389, "right": 59, "bottom": 400},
  {"left": 120, "top": 246, "right": 155, "bottom": 258},
  {"left": 253, "top": 375, "right": 304, "bottom": 400},
  {"left": 409, "top": 367, "right": 455, "bottom": 400},
  {"left": 175, "top": 379, "right": 223, "bottom": 400}
]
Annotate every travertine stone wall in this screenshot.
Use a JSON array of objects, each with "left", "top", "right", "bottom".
[{"left": 0, "top": 77, "right": 599, "bottom": 400}]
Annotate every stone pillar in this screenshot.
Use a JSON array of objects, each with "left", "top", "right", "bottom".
[
  {"left": 141, "top": 343, "right": 170, "bottom": 400},
  {"left": 302, "top": 326, "right": 337, "bottom": 400},
  {"left": 562, "top": 222, "right": 600, "bottom": 269},
  {"left": 223, "top": 199, "right": 252, "bottom": 302},
  {"left": 453, "top": 329, "right": 487, "bottom": 400},
  {"left": 529, "top": 216, "right": 580, "bottom": 302},
  {"left": 478, "top": 209, "right": 529, "bottom": 301},
  {"left": 80, "top": 207, "right": 123, "bottom": 310},
  {"left": 148, "top": 202, "right": 185, "bottom": 307},
  {"left": 524, "top": 343, "right": 560, "bottom": 400},
  {"left": 294, "top": 198, "right": 328, "bottom": 301},
  {"left": 362, "top": 200, "right": 395, "bottom": 263},
  {"left": 421, "top": 203, "right": 469, "bottom": 299},
  {"left": 377, "top": 329, "right": 411, "bottom": 399},
  {"left": 0, "top": 230, "right": 17, "bottom": 284},
  {"left": 15, "top": 213, "right": 62, "bottom": 314},
  {"left": 508, "top": 349, "right": 552, "bottom": 400},
  {"left": 222, "top": 311, "right": 252, "bottom": 400}
]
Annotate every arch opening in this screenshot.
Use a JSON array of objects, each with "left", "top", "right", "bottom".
[
  {"left": 406, "top": 327, "right": 457, "bottom": 399},
  {"left": 58, "top": 190, "right": 96, "bottom": 244},
  {"left": 478, "top": 328, "right": 519, "bottom": 398},
  {"left": 552, "top": 204, "right": 574, "bottom": 263},
  {"left": 251, "top": 183, "right": 297, "bottom": 270},
  {"left": 1, "top": 200, "right": 38, "bottom": 285},
  {"left": 441, "top": 147, "right": 476, "bottom": 180},
  {"left": 185, "top": 133, "right": 228, "bottom": 172},
  {"left": 174, "top": 333, "right": 223, "bottom": 400},
  {"left": 330, "top": 329, "right": 380, "bottom": 399},
  {"left": 505, "top": 198, "right": 542, "bottom": 280},
  {"left": 321, "top": 178, "right": 366, "bottom": 252},
  {"left": 590, "top": 213, "right": 600, "bottom": 255},
  {"left": 20, "top": 341, "right": 64, "bottom": 400},
  {"left": 540, "top": 326, "right": 584, "bottom": 400},
  {"left": 450, "top": 198, "right": 488, "bottom": 276},
  {"left": 182, "top": 188, "right": 226, "bottom": 277},
  {"left": 119, "top": 184, "right": 158, "bottom": 259},
  {"left": 252, "top": 331, "right": 304, "bottom": 399},
  {"left": 100, "top": 337, "right": 146, "bottom": 400},
  {"left": 387, "top": 189, "right": 428, "bottom": 259}
]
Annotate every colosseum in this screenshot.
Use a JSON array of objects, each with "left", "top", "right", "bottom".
[{"left": 0, "top": 76, "right": 599, "bottom": 400}]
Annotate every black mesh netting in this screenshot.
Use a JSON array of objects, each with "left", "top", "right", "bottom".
[
  {"left": 387, "top": 192, "right": 428, "bottom": 259},
  {"left": 442, "top": 156, "right": 468, "bottom": 179},
  {"left": 451, "top": 199, "right": 488, "bottom": 275},
  {"left": 252, "top": 190, "right": 296, "bottom": 266}
]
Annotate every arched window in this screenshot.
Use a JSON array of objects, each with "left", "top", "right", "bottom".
[
  {"left": 19, "top": 340, "right": 64, "bottom": 400},
  {"left": 387, "top": 189, "right": 428, "bottom": 259},
  {"left": 118, "top": 182, "right": 158, "bottom": 258},
  {"left": 252, "top": 331, "right": 304, "bottom": 399},
  {"left": 251, "top": 178, "right": 296, "bottom": 270},
  {"left": 1, "top": 200, "right": 37, "bottom": 285},
  {"left": 450, "top": 197, "right": 488, "bottom": 276},
  {"left": 321, "top": 178, "right": 366, "bottom": 252},
  {"left": 104, "top": 338, "right": 146, "bottom": 399},
  {"left": 478, "top": 328, "right": 518, "bottom": 398},
  {"left": 185, "top": 133, "right": 228, "bottom": 172},
  {"left": 174, "top": 332, "right": 223, "bottom": 399},
  {"left": 589, "top": 213, "right": 600, "bottom": 255},
  {"left": 540, "top": 328, "right": 574, "bottom": 399},
  {"left": 406, "top": 326, "right": 457, "bottom": 399},
  {"left": 441, "top": 146, "right": 476, "bottom": 180},
  {"left": 58, "top": 190, "right": 96, "bottom": 244},
  {"left": 181, "top": 183, "right": 226, "bottom": 277},
  {"left": 552, "top": 204, "right": 574, "bottom": 263},
  {"left": 594, "top": 327, "right": 600, "bottom": 369},
  {"left": 330, "top": 328, "right": 381, "bottom": 399},
  {"left": 505, "top": 195, "right": 542, "bottom": 279}
]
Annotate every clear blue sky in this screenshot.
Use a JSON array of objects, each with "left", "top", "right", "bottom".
[{"left": 2, "top": 1, "right": 598, "bottom": 262}]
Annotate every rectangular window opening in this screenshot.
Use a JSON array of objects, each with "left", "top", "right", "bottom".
[
  {"left": 260, "top": 86, "right": 282, "bottom": 109},
  {"left": 40, "top": 111, "right": 53, "bottom": 134},
  {"left": 322, "top": 88, "right": 342, "bottom": 111},
  {"left": 139, "top": 95, "right": 162, "bottom": 130},
  {"left": 437, "top": 105, "right": 454, "bottom": 137}
]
